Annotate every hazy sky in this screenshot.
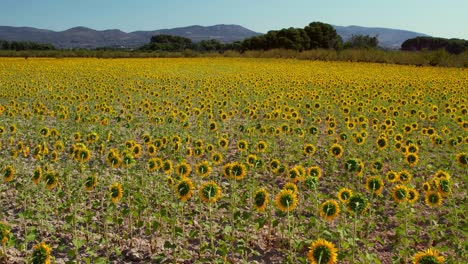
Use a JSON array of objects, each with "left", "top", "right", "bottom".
[{"left": 1, "top": 0, "right": 467, "bottom": 38}]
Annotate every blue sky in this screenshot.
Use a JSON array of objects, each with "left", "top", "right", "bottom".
[{"left": 1, "top": 0, "right": 467, "bottom": 38}]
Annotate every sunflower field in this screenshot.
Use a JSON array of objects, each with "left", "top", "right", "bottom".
[{"left": 0, "top": 57, "right": 466, "bottom": 263}]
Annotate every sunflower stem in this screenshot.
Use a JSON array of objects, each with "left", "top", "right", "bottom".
[{"left": 352, "top": 211, "right": 358, "bottom": 263}]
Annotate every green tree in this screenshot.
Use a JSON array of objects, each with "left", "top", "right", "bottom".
[
  {"left": 344, "top": 35, "right": 379, "bottom": 49},
  {"left": 304, "top": 22, "right": 343, "bottom": 49}
]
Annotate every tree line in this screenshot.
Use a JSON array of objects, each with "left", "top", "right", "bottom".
[
  {"left": 401, "top": 36, "right": 467, "bottom": 54},
  {"left": 140, "top": 22, "right": 379, "bottom": 52},
  {"left": 0, "top": 40, "right": 56, "bottom": 51}
]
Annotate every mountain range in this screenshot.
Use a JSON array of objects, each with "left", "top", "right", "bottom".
[{"left": 0, "top": 24, "right": 429, "bottom": 49}]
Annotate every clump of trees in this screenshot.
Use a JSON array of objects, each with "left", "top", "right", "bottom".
[
  {"left": 242, "top": 22, "right": 342, "bottom": 51},
  {"left": 0, "top": 40, "right": 55, "bottom": 50},
  {"left": 401, "top": 37, "right": 468, "bottom": 54},
  {"left": 343, "top": 35, "right": 378, "bottom": 49}
]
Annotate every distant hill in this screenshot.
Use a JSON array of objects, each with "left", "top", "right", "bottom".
[
  {"left": 0, "top": 24, "right": 429, "bottom": 50},
  {"left": 333, "top": 25, "right": 430, "bottom": 49},
  {"left": 0, "top": 25, "right": 261, "bottom": 49}
]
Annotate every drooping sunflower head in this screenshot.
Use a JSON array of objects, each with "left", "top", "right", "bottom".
[
  {"left": 337, "top": 188, "right": 353, "bottom": 203},
  {"left": 346, "top": 193, "right": 368, "bottom": 215},
  {"left": 275, "top": 189, "right": 298, "bottom": 213},
  {"left": 455, "top": 152, "right": 467, "bottom": 167},
  {"left": 320, "top": 199, "right": 340, "bottom": 221},
  {"left": 109, "top": 183, "right": 123, "bottom": 203},
  {"left": 365, "top": 176, "right": 384, "bottom": 195},
  {"left": 199, "top": 181, "right": 222, "bottom": 203},
  {"left": 392, "top": 185, "right": 408, "bottom": 203},
  {"left": 412, "top": 248, "right": 445, "bottom": 264},
  {"left": 307, "top": 238, "right": 338, "bottom": 264},
  {"left": 31, "top": 241, "right": 51, "bottom": 264},
  {"left": 84, "top": 174, "right": 98, "bottom": 192},
  {"left": 175, "top": 178, "right": 194, "bottom": 202},
  {"left": 253, "top": 188, "right": 269, "bottom": 212}
]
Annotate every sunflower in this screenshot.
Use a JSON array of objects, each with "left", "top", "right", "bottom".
[
  {"left": 436, "top": 178, "right": 450, "bottom": 197},
  {"left": 287, "top": 167, "right": 301, "bottom": 183},
  {"left": 398, "top": 170, "right": 412, "bottom": 184},
  {"left": 307, "top": 238, "right": 338, "bottom": 264},
  {"left": 329, "top": 143, "right": 343, "bottom": 158},
  {"left": 303, "top": 143, "right": 316, "bottom": 156},
  {"left": 376, "top": 137, "right": 388, "bottom": 150},
  {"left": 283, "top": 182, "right": 298, "bottom": 195},
  {"left": 412, "top": 248, "right": 445, "bottom": 264},
  {"left": 275, "top": 189, "right": 298, "bottom": 213},
  {"left": 175, "top": 178, "right": 194, "bottom": 202},
  {"left": 195, "top": 161, "right": 212, "bottom": 177},
  {"left": 110, "top": 183, "right": 123, "bottom": 203},
  {"left": 405, "top": 153, "right": 419, "bottom": 167},
  {"left": 392, "top": 185, "right": 408, "bottom": 203},
  {"left": 256, "top": 140, "right": 268, "bottom": 152},
  {"left": 337, "top": 188, "right": 353, "bottom": 203},
  {"left": 175, "top": 162, "right": 191, "bottom": 178},
  {"left": 122, "top": 152, "right": 135, "bottom": 168},
  {"left": 231, "top": 162, "right": 247, "bottom": 180},
  {"left": 307, "top": 166, "right": 322, "bottom": 179},
  {"left": 422, "top": 181, "right": 432, "bottom": 192},
  {"left": 199, "top": 181, "right": 222, "bottom": 203},
  {"left": 246, "top": 154, "right": 258, "bottom": 167},
  {"left": 346, "top": 193, "right": 368, "bottom": 215},
  {"left": 433, "top": 170, "right": 450, "bottom": 180},
  {"left": 210, "top": 152, "right": 223, "bottom": 165},
  {"left": 344, "top": 158, "right": 363, "bottom": 176},
  {"left": 161, "top": 159, "right": 173, "bottom": 174},
  {"left": 72, "top": 132, "right": 81, "bottom": 141},
  {"left": 44, "top": 172, "right": 58, "bottom": 190},
  {"left": 3, "top": 165, "right": 14, "bottom": 182},
  {"left": 320, "top": 199, "right": 340, "bottom": 221},
  {"left": 237, "top": 140, "right": 248, "bottom": 151},
  {"left": 455, "top": 152, "right": 467, "bottom": 167},
  {"left": 386, "top": 171, "right": 398, "bottom": 183},
  {"left": 32, "top": 166, "right": 43, "bottom": 184},
  {"left": 147, "top": 157, "right": 162, "bottom": 172},
  {"left": 365, "top": 176, "right": 384, "bottom": 195},
  {"left": 407, "top": 188, "right": 419, "bottom": 204},
  {"left": 253, "top": 188, "right": 269, "bottom": 212},
  {"left": 31, "top": 241, "right": 51, "bottom": 264},
  {"left": 0, "top": 221, "right": 10, "bottom": 246},
  {"left": 84, "top": 174, "right": 98, "bottom": 192}
]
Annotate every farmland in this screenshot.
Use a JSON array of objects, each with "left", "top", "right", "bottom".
[{"left": 0, "top": 58, "right": 466, "bottom": 263}]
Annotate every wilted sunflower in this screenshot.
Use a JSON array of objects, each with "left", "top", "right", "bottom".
[
  {"left": 199, "top": 181, "right": 222, "bottom": 203},
  {"left": 2, "top": 165, "right": 14, "bottom": 182},
  {"left": 365, "top": 176, "right": 384, "bottom": 195},
  {"left": 329, "top": 144, "right": 343, "bottom": 158},
  {"left": 307, "top": 238, "right": 338, "bottom": 264},
  {"left": 455, "top": 152, "right": 467, "bottom": 167},
  {"left": 109, "top": 183, "right": 123, "bottom": 203},
  {"left": 275, "top": 189, "right": 298, "bottom": 213},
  {"left": 0, "top": 221, "right": 10, "bottom": 246},
  {"left": 84, "top": 174, "right": 98, "bottom": 192},
  {"left": 253, "top": 188, "right": 269, "bottom": 212},
  {"left": 392, "top": 185, "right": 408, "bottom": 203},
  {"left": 346, "top": 193, "right": 368, "bottom": 215},
  {"left": 412, "top": 248, "right": 445, "bottom": 264},
  {"left": 43, "top": 171, "right": 58, "bottom": 190},
  {"left": 320, "top": 199, "right": 340, "bottom": 221},
  {"left": 337, "top": 188, "right": 353, "bottom": 203},
  {"left": 175, "top": 178, "right": 194, "bottom": 202},
  {"left": 31, "top": 241, "right": 51, "bottom": 264},
  {"left": 195, "top": 161, "right": 212, "bottom": 177}
]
